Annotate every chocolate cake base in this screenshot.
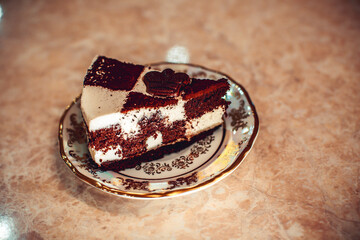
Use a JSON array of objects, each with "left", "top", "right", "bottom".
[{"left": 93, "top": 126, "right": 220, "bottom": 172}]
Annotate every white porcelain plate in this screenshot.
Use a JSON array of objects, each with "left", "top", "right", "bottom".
[{"left": 58, "top": 62, "right": 259, "bottom": 199}]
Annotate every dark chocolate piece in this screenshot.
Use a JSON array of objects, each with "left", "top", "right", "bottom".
[
  {"left": 84, "top": 56, "right": 144, "bottom": 91},
  {"left": 121, "top": 92, "right": 178, "bottom": 113},
  {"left": 143, "top": 69, "right": 191, "bottom": 97},
  {"left": 183, "top": 78, "right": 230, "bottom": 118},
  {"left": 182, "top": 78, "right": 229, "bottom": 100}
]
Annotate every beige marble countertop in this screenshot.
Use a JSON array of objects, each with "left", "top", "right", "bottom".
[{"left": 1, "top": 0, "right": 359, "bottom": 239}]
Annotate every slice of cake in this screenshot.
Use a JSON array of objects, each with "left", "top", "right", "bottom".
[{"left": 80, "top": 56, "right": 230, "bottom": 170}]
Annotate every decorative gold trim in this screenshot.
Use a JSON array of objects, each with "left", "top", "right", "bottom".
[{"left": 58, "top": 62, "right": 259, "bottom": 199}]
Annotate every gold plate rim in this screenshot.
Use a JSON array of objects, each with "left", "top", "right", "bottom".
[{"left": 58, "top": 62, "right": 259, "bottom": 199}]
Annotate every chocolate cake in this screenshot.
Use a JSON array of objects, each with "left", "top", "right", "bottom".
[{"left": 80, "top": 56, "right": 230, "bottom": 170}]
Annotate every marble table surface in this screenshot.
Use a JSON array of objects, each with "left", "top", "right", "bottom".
[{"left": 0, "top": 0, "right": 359, "bottom": 239}]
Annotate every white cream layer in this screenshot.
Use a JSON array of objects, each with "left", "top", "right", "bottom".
[
  {"left": 185, "top": 106, "right": 225, "bottom": 136},
  {"left": 146, "top": 131, "right": 163, "bottom": 150},
  {"left": 90, "top": 145, "right": 123, "bottom": 164}
]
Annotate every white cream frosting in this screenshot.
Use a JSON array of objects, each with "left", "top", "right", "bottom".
[
  {"left": 146, "top": 131, "right": 163, "bottom": 150},
  {"left": 90, "top": 145, "right": 123, "bottom": 165},
  {"left": 185, "top": 106, "right": 225, "bottom": 136}
]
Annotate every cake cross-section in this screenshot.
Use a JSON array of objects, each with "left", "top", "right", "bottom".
[{"left": 81, "top": 56, "right": 230, "bottom": 170}]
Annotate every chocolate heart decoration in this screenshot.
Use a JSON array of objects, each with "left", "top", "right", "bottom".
[{"left": 143, "top": 69, "right": 191, "bottom": 97}]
